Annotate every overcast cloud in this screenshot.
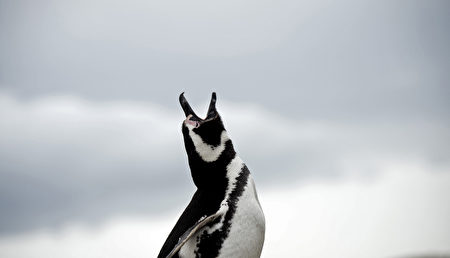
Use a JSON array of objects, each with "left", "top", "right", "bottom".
[
  {"left": 0, "top": 159, "right": 449, "bottom": 258},
  {"left": 0, "top": 92, "right": 448, "bottom": 234},
  {"left": 1, "top": 0, "right": 449, "bottom": 120}
]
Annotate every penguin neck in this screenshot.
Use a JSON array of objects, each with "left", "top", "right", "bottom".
[{"left": 182, "top": 127, "right": 236, "bottom": 190}]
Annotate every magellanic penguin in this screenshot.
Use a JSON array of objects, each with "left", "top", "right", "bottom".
[{"left": 158, "top": 93, "right": 265, "bottom": 258}]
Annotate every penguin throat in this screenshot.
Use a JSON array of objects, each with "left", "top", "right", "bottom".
[{"left": 188, "top": 131, "right": 229, "bottom": 163}]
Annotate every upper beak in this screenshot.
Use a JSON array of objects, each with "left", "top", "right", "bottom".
[{"left": 179, "top": 92, "right": 199, "bottom": 118}]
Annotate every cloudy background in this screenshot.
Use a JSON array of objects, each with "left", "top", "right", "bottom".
[{"left": 1, "top": 0, "right": 449, "bottom": 257}]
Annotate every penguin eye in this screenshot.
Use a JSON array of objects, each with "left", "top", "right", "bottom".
[{"left": 186, "top": 117, "right": 200, "bottom": 128}]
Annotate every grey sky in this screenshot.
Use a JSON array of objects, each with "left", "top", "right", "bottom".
[
  {"left": 0, "top": 0, "right": 449, "bottom": 245},
  {"left": 0, "top": 94, "right": 448, "bottom": 234},
  {"left": 1, "top": 0, "right": 449, "bottom": 121}
]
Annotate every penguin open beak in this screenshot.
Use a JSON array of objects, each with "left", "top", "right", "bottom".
[{"left": 179, "top": 92, "right": 218, "bottom": 121}]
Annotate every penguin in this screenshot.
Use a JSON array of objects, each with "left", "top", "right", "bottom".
[{"left": 158, "top": 92, "right": 265, "bottom": 258}]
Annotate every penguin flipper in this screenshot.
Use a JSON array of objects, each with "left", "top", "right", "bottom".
[{"left": 166, "top": 212, "right": 221, "bottom": 258}]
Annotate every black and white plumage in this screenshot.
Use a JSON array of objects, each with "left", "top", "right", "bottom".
[{"left": 158, "top": 93, "right": 265, "bottom": 258}]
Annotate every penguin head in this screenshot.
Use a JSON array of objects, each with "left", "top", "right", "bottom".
[
  {"left": 179, "top": 92, "right": 226, "bottom": 147},
  {"left": 179, "top": 92, "right": 236, "bottom": 188}
]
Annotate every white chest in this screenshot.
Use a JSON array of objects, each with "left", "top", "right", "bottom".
[
  {"left": 178, "top": 176, "right": 265, "bottom": 258},
  {"left": 218, "top": 176, "right": 265, "bottom": 258}
]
